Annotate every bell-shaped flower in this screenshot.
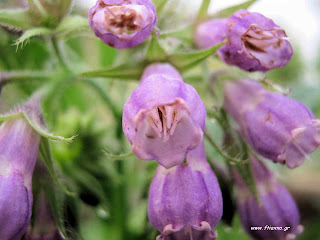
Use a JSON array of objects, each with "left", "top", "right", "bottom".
[
  {"left": 218, "top": 10, "right": 293, "bottom": 72},
  {"left": 88, "top": 0, "right": 157, "bottom": 48},
  {"left": 0, "top": 115, "right": 40, "bottom": 240},
  {"left": 233, "top": 156, "right": 303, "bottom": 240},
  {"left": 194, "top": 18, "right": 228, "bottom": 49},
  {"left": 148, "top": 144, "right": 223, "bottom": 240},
  {"left": 224, "top": 79, "right": 320, "bottom": 168},
  {"left": 123, "top": 63, "right": 206, "bottom": 169}
]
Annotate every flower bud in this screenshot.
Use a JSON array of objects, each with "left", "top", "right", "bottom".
[
  {"left": 233, "top": 156, "right": 303, "bottom": 240},
  {"left": 123, "top": 63, "right": 206, "bottom": 169},
  {"left": 0, "top": 117, "right": 40, "bottom": 240},
  {"left": 88, "top": 0, "right": 157, "bottom": 49},
  {"left": 194, "top": 19, "right": 228, "bottom": 49},
  {"left": 218, "top": 10, "right": 293, "bottom": 72},
  {"left": 224, "top": 79, "right": 320, "bottom": 168},
  {"left": 148, "top": 144, "right": 223, "bottom": 240}
]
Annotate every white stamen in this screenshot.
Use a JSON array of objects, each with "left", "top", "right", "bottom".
[{"left": 146, "top": 105, "right": 183, "bottom": 142}]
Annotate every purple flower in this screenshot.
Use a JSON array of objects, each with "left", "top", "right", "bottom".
[
  {"left": 194, "top": 19, "right": 228, "bottom": 49},
  {"left": 218, "top": 10, "right": 293, "bottom": 72},
  {"left": 224, "top": 79, "right": 320, "bottom": 168},
  {"left": 88, "top": 0, "right": 157, "bottom": 49},
  {"left": 0, "top": 117, "right": 40, "bottom": 240},
  {"left": 233, "top": 156, "right": 303, "bottom": 240},
  {"left": 122, "top": 63, "right": 206, "bottom": 169},
  {"left": 148, "top": 144, "right": 223, "bottom": 240}
]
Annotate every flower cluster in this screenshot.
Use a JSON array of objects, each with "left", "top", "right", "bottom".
[
  {"left": 224, "top": 79, "right": 320, "bottom": 169},
  {"left": 1, "top": 0, "right": 318, "bottom": 238},
  {"left": 123, "top": 63, "right": 223, "bottom": 239}
]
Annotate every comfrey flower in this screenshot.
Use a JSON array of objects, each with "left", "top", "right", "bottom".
[
  {"left": 220, "top": 10, "right": 293, "bottom": 72},
  {"left": 89, "top": 0, "right": 157, "bottom": 49},
  {"left": 195, "top": 10, "right": 293, "bottom": 72},
  {"left": 0, "top": 113, "right": 41, "bottom": 239},
  {"left": 123, "top": 63, "right": 206, "bottom": 169},
  {"left": 194, "top": 19, "right": 228, "bottom": 49},
  {"left": 148, "top": 144, "right": 223, "bottom": 240},
  {"left": 224, "top": 79, "right": 320, "bottom": 168},
  {"left": 233, "top": 156, "right": 303, "bottom": 240}
]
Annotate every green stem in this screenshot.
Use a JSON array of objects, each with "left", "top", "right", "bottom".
[
  {"left": 31, "top": 0, "right": 48, "bottom": 17},
  {"left": 205, "top": 131, "right": 248, "bottom": 164},
  {"left": 0, "top": 71, "right": 53, "bottom": 85},
  {"left": 197, "top": 0, "right": 211, "bottom": 21},
  {"left": 49, "top": 37, "right": 69, "bottom": 72}
]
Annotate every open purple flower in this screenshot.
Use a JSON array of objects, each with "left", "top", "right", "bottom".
[
  {"left": 123, "top": 63, "right": 206, "bottom": 169},
  {"left": 194, "top": 19, "right": 228, "bottom": 49},
  {"left": 218, "top": 10, "right": 293, "bottom": 72},
  {"left": 148, "top": 144, "right": 223, "bottom": 240},
  {"left": 233, "top": 156, "right": 303, "bottom": 240},
  {"left": 88, "top": 0, "right": 157, "bottom": 49},
  {"left": 0, "top": 116, "right": 40, "bottom": 240},
  {"left": 224, "top": 79, "right": 320, "bottom": 168}
]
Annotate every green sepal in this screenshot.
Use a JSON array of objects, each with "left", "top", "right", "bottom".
[
  {"left": 0, "top": 9, "right": 33, "bottom": 30},
  {"left": 42, "top": 177, "right": 71, "bottom": 239},
  {"left": 233, "top": 159, "right": 260, "bottom": 204},
  {"left": 15, "top": 27, "right": 53, "bottom": 48},
  {"left": 146, "top": 33, "right": 167, "bottom": 62},
  {"left": 78, "top": 62, "right": 145, "bottom": 81},
  {"left": 168, "top": 40, "right": 226, "bottom": 72},
  {"left": 39, "top": 137, "right": 74, "bottom": 195},
  {"left": 159, "top": 25, "right": 193, "bottom": 45},
  {"left": 0, "top": 100, "right": 75, "bottom": 143},
  {"left": 213, "top": 0, "right": 257, "bottom": 18},
  {"left": 56, "top": 15, "right": 90, "bottom": 39}
]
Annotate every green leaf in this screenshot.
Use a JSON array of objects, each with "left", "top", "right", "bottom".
[
  {"left": 197, "top": 0, "right": 211, "bottom": 21},
  {"left": 0, "top": 96, "right": 75, "bottom": 143},
  {"left": 234, "top": 160, "right": 260, "bottom": 203},
  {"left": 42, "top": 179, "right": 70, "bottom": 239},
  {"left": 159, "top": 25, "right": 193, "bottom": 44},
  {"left": 56, "top": 15, "right": 90, "bottom": 39},
  {"left": 213, "top": 0, "right": 257, "bottom": 18},
  {"left": 168, "top": 40, "right": 226, "bottom": 72},
  {"left": 0, "top": 9, "right": 33, "bottom": 30},
  {"left": 153, "top": 0, "right": 167, "bottom": 14},
  {"left": 146, "top": 34, "right": 167, "bottom": 61},
  {"left": 39, "top": 137, "right": 74, "bottom": 196},
  {"left": 22, "top": 108, "right": 76, "bottom": 143},
  {"left": 78, "top": 62, "right": 145, "bottom": 80},
  {"left": 15, "top": 27, "right": 53, "bottom": 48}
]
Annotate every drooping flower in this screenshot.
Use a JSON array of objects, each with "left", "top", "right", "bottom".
[
  {"left": 233, "top": 156, "right": 303, "bottom": 240},
  {"left": 217, "top": 10, "right": 293, "bottom": 72},
  {"left": 224, "top": 79, "right": 320, "bottom": 168},
  {"left": 122, "top": 63, "right": 206, "bottom": 169},
  {"left": 194, "top": 18, "right": 228, "bottom": 49},
  {"left": 88, "top": 0, "right": 157, "bottom": 49},
  {"left": 0, "top": 116, "right": 40, "bottom": 240},
  {"left": 148, "top": 144, "right": 223, "bottom": 240}
]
